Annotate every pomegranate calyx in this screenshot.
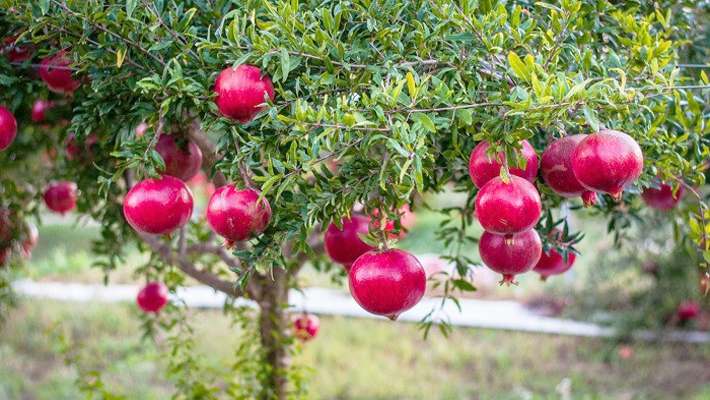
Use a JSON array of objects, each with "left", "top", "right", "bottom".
[
  {"left": 499, "top": 274, "right": 518, "bottom": 286},
  {"left": 581, "top": 191, "right": 598, "bottom": 207}
]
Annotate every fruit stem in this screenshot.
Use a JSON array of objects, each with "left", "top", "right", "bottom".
[
  {"left": 388, "top": 314, "right": 399, "bottom": 321},
  {"left": 378, "top": 210, "right": 389, "bottom": 250}
]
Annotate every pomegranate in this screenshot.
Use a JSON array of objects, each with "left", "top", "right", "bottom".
[
  {"left": 20, "top": 222, "right": 39, "bottom": 258},
  {"left": 479, "top": 229, "right": 542, "bottom": 285},
  {"left": 137, "top": 282, "right": 169, "bottom": 313},
  {"left": 292, "top": 313, "right": 320, "bottom": 341},
  {"left": 187, "top": 171, "right": 207, "bottom": 187},
  {"left": 349, "top": 248, "right": 426, "bottom": 320},
  {"left": 154, "top": 135, "right": 203, "bottom": 182},
  {"left": 206, "top": 186, "right": 271, "bottom": 246},
  {"left": 0, "top": 105, "right": 18, "bottom": 151},
  {"left": 618, "top": 346, "right": 633, "bottom": 360},
  {"left": 676, "top": 301, "right": 700, "bottom": 321},
  {"left": 31, "top": 99, "right": 54, "bottom": 123},
  {"left": 572, "top": 129, "right": 643, "bottom": 200},
  {"left": 324, "top": 215, "right": 375, "bottom": 266},
  {"left": 533, "top": 248, "right": 576, "bottom": 280},
  {"left": 124, "top": 176, "right": 194, "bottom": 235},
  {"left": 468, "top": 140, "right": 538, "bottom": 188},
  {"left": 214, "top": 65, "right": 275, "bottom": 123},
  {"left": 43, "top": 181, "right": 78, "bottom": 215},
  {"left": 475, "top": 175, "right": 542, "bottom": 236},
  {"left": 540, "top": 135, "right": 597, "bottom": 206},
  {"left": 641, "top": 182, "right": 683, "bottom": 210},
  {"left": 39, "top": 51, "right": 80, "bottom": 94},
  {"left": 135, "top": 122, "right": 148, "bottom": 137},
  {"left": 4, "top": 35, "right": 32, "bottom": 63},
  {"left": 65, "top": 133, "right": 98, "bottom": 162}
]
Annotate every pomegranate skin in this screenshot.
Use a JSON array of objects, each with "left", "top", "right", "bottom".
[
  {"left": 676, "top": 301, "right": 700, "bottom": 321},
  {"left": 31, "top": 99, "right": 53, "bottom": 123},
  {"left": 4, "top": 36, "right": 32, "bottom": 63},
  {"left": 0, "top": 105, "right": 18, "bottom": 151},
  {"left": 39, "top": 51, "right": 80, "bottom": 94},
  {"left": 541, "top": 135, "right": 597, "bottom": 206},
  {"left": 43, "top": 181, "right": 78, "bottom": 215},
  {"left": 468, "top": 140, "right": 538, "bottom": 188},
  {"left": 292, "top": 313, "right": 320, "bottom": 341},
  {"left": 154, "top": 135, "right": 203, "bottom": 182},
  {"left": 214, "top": 65, "right": 275, "bottom": 123},
  {"left": 124, "top": 176, "right": 194, "bottom": 235},
  {"left": 206, "top": 186, "right": 271, "bottom": 245},
  {"left": 137, "top": 282, "right": 169, "bottom": 313},
  {"left": 349, "top": 248, "right": 426, "bottom": 320},
  {"left": 572, "top": 129, "right": 643, "bottom": 200},
  {"left": 475, "top": 175, "right": 542, "bottom": 236},
  {"left": 479, "top": 229, "right": 542, "bottom": 285},
  {"left": 324, "top": 215, "right": 376, "bottom": 265},
  {"left": 20, "top": 222, "right": 39, "bottom": 258},
  {"left": 641, "top": 183, "right": 683, "bottom": 211},
  {"left": 533, "top": 249, "right": 576, "bottom": 280}
]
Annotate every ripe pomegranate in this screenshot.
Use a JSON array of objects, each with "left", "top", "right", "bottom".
[
  {"left": 206, "top": 186, "right": 271, "bottom": 246},
  {"left": 39, "top": 51, "right": 80, "bottom": 94},
  {"left": 292, "top": 313, "right": 320, "bottom": 341},
  {"left": 676, "top": 301, "right": 700, "bottom": 321},
  {"left": 618, "top": 346, "right": 633, "bottom": 360},
  {"left": 31, "top": 99, "right": 54, "bottom": 123},
  {"left": 124, "top": 176, "right": 194, "bottom": 235},
  {"left": 641, "top": 182, "right": 683, "bottom": 210},
  {"left": 468, "top": 140, "right": 538, "bottom": 188},
  {"left": 475, "top": 175, "right": 542, "bottom": 236},
  {"left": 137, "top": 282, "right": 169, "bottom": 313},
  {"left": 154, "top": 135, "right": 203, "bottom": 182},
  {"left": 349, "top": 248, "right": 426, "bottom": 320},
  {"left": 572, "top": 129, "right": 643, "bottom": 200},
  {"left": 324, "top": 215, "right": 375, "bottom": 266},
  {"left": 65, "top": 133, "right": 98, "bottom": 162},
  {"left": 533, "top": 248, "right": 576, "bottom": 280},
  {"left": 540, "top": 135, "right": 597, "bottom": 206},
  {"left": 0, "top": 105, "right": 18, "bottom": 151},
  {"left": 43, "top": 181, "right": 78, "bottom": 215},
  {"left": 20, "top": 222, "right": 39, "bottom": 258},
  {"left": 4, "top": 35, "right": 32, "bottom": 63},
  {"left": 214, "top": 65, "right": 275, "bottom": 123},
  {"left": 479, "top": 229, "right": 542, "bottom": 285}
]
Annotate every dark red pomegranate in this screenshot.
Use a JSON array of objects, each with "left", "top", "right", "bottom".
[
  {"left": 541, "top": 135, "right": 597, "bottom": 206},
  {"left": 349, "top": 248, "right": 426, "bottom": 320},
  {"left": 533, "top": 248, "right": 576, "bottom": 280},
  {"left": 214, "top": 65, "right": 275, "bottom": 123},
  {"left": 479, "top": 229, "right": 542, "bottom": 285},
  {"left": 206, "top": 186, "right": 271, "bottom": 246},
  {"left": 676, "top": 301, "right": 700, "bottom": 321},
  {"left": 468, "top": 140, "right": 538, "bottom": 188},
  {"left": 124, "top": 176, "right": 194, "bottom": 235},
  {"left": 39, "top": 51, "right": 80, "bottom": 94},
  {"left": 31, "top": 99, "right": 54, "bottom": 123},
  {"left": 324, "top": 215, "right": 375, "bottom": 266},
  {"left": 572, "top": 129, "right": 643, "bottom": 200},
  {"left": 475, "top": 175, "right": 542, "bottom": 236},
  {"left": 292, "top": 313, "right": 320, "bottom": 341},
  {"left": 43, "top": 181, "right": 78, "bottom": 215},
  {"left": 4, "top": 35, "right": 32, "bottom": 63},
  {"left": 20, "top": 222, "right": 39, "bottom": 258},
  {"left": 65, "top": 133, "right": 98, "bottom": 162},
  {"left": 137, "top": 282, "right": 169, "bottom": 313},
  {"left": 154, "top": 135, "right": 203, "bottom": 181},
  {"left": 0, "top": 105, "right": 18, "bottom": 151},
  {"left": 641, "top": 182, "right": 683, "bottom": 210}
]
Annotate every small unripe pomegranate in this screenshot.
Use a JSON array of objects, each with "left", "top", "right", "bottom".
[
  {"left": 468, "top": 140, "right": 538, "bottom": 188},
  {"left": 206, "top": 186, "right": 271, "bottom": 246},
  {"left": 479, "top": 229, "right": 542, "bottom": 285},
  {"left": 124, "top": 176, "right": 194, "bottom": 235},
  {"left": 324, "top": 215, "right": 375, "bottom": 266},
  {"left": 137, "top": 282, "right": 169, "bottom": 313},
  {"left": 541, "top": 135, "right": 597, "bottom": 206},
  {"left": 65, "top": 133, "right": 98, "bottom": 162},
  {"left": 214, "top": 65, "right": 275, "bottom": 123},
  {"left": 135, "top": 122, "right": 148, "bottom": 138},
  {"left": 39, "top": 51, "right": 80, "bottom": 94},
  {"left": 154, "top": 135, "right": 203, "bottom": 182},
  {"left": 20, "top": 222, "right": 39, "bottom": 258},
  {"left": 43, "top": 181, "right": 78, "bottom": 215},
  {"left": 676, "top": 301, "right": 700, "bottom": 321},
  {"left": 0, "top": 105, "right": 18, "bottom": 151},
  {"left": 641, "top": 182, "right": 683, "bottom": 210},
  {"left": 4, "top": 35, "right": 32, "bottom": 63},
  {"left": 31, "top": 99, "right": 54, "bottom": 123},
  {"left": 572, "top": 129, "right": 643, "bottom": 200},
  {"left": 292, "top": 313, "right": 320, "bottom": 341},
  {"left": 475, "top": 175, "right": 542, "bottom": 236},
  {"left": 533, "top": 248, "right": 576, "bottom": 280},
  {"left": 349, "top": 248, "right": 426, "bottom": 320}
]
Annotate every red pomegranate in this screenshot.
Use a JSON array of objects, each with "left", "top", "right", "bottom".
[
  {"left": 541, "top": 135, "right": 597, "bottom": 206},
  {"left": 31, "top": 99, "right": 54, "bottom": 123},
  {"left": 533, "top": 248, "right": 576, "bottom": 280},
  {"left": 20, "top": 222, "right": 39, "bottom": 258},
  {"left": 475, "top": 175, "right": 542, "bottom": 236},
  {"left": 187, "top": 170, "right": 207, "bottom": 187},
  {"left": 124, "top": 176, "right": 194, "bottom": 235},
  {"left": 214, "top": 65, "right": 275, "bottom": 123},
  {"left": 65, "top": 133, "right": 98, "bottom": 162},
  {"left": 206, "top": 186, "right": 271, "bottom": 246},
  {"left": 39, "top": 51, "right": 80, "bottom": 94},
  {"left": 641, "top": 182, "right": 683, "bottom": 210},
  {"left": 572, "top": 129, "right": 643, "bottom": 200},
  {"left": 479, "top": 229, "right": 542, "bottom": 285},
  {"left": 0, "top": 105, "right": 18, "bottom": 151},
  {"left": 324, "top": 215, "right": 375, "bottom": 266},
  {"left": 43, "top": 181, "right": 78, "bottom": 215},
  {"left": 137, "top": 282, "right": 169, "bottom": 313},
  {"left": 154, "top": 135, "right": 203, "bottom": 182},
  {"left": 292, "top": 313, "right": 320, "bottom": 341},
  {"left": 676, "top": 301, "right": 700, "bottom": 321},
  {"left": 4, "top": 35, "right": 32, "bottom": 63},
  {"left": 468, "top": 140, "right": 538, "bottom": 188},
  {"left": 349, "top": 248, "right": 426, "bottom": 320}
]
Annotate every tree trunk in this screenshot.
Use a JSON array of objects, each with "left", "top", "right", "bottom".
[{"left": 257, "top": 266, "right": 290, "bottom": 400}]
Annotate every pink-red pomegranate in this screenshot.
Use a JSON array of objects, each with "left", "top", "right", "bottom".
[
  {"left": 533, "top": 248, "right": 576, "bottom": 280},
  {"left": 137, "top": 282, "right": 169, "bottom": 313},
  {"left": 479, "top": 229, "right": 542, "bottom": 285},
  {"left": 676, "top": 301, "right": 700, "bottom": 321},
  {"left": 65, "top": 133, "right": 98, "bottom": 162},
  {"left": 123, "top": 176, "right": 194, "bottom": 235},
  {"left": 31, "top": 99, "right": 54, "bottom": 123},
  {"left": 4, "top": 35, "right": 32, "bottom": 63},
  {"left": 135, "top": 122, "right": 148, "bottom": 137},
  {"left": 541, "top": 135, "right": 597, "bottom": 206},
  {"left": 43, "top": 181, "right": 78, "bottom": 215},
  {"left": 324, "top": 215, "right": 375, "bottom": 266},
  {"left": 468, "top": 140, "right": 538, "bottom": 188},
  {"left": 0, "top": 105, "right": 17, "bottom": 151},
  {"left": 292, "top": 313, "right": 320, "bottom": 341},
  {"left": 206, "top": 186, "right": 271, "bottom": 246},
  {"left": 641, "top": 182, "right": 683, "bottom": 211},
  {"left": 214, "top": 65, "right": 275, "bottom": 123},
  {"left": 572, "top": 129, "right": 643, "bottom": 200},
  {"left": 475, "top": 175, "right": 542, "bottom": 236},
  {"left": 39, "top": 51, "right": 80, "bottom": 94},
  {"left": 349, "top": 248, "right": 426, "bottom": 320},
  {"left": 20, "top": 222, "right": 39, "bottom": 258},
  {"left": 154, "top": 135, "right": 203, "bottom": 182}
]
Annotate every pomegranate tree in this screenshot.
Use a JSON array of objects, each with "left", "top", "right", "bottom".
[
  {"left": 0, "top": 105, "right": 17, "bottom": 151},
  {"left": 292, "top": 313, "right": 320, "bottom": 341},
  {"left": 123, "top": 176, "right": 194, "bottom": 235},
  {"left": 43, "top": 181, "right": 78, "bottom": 215},
  {"left": 154, "top": 135, "right": 203, "bottom": 182},
  {"left": 324, "top": 215, "right": 375, "bottom": 268},
  {"left": 137, "top": 282, "right": 170, "bottom": 313},
  {"left": 214, "top": 65, "right": 275, "bottom": 123},
  {"left": 479, "top": 229, "right": 542, "bottom": 285},
  {"left": 475, "top": 175, "right": 542, "bottom": 236},
  {"left": 206, "top": 186, "right": 271, "bottom": 246},
  {"left": 641, "top": 182, "right": 683, "bottom": 210},
  {"left": 39, "top": 51, "right": 80, "bottom": 94},
  {"left": 541, "top": 135, "right": 597, "bottom": 206},
  {"left": 468, "top": 140, "right": 538, "bottom": 188}
]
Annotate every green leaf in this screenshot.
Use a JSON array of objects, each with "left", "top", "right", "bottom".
[
  {"left": 507, "top": 52, "right": 529, "bottom": 82},
  {"left": 412, "top": 113, "right": 435, "bottom": 133},
  {"left": 126, "top": 0, "right": 137, "bottom": 18}
]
